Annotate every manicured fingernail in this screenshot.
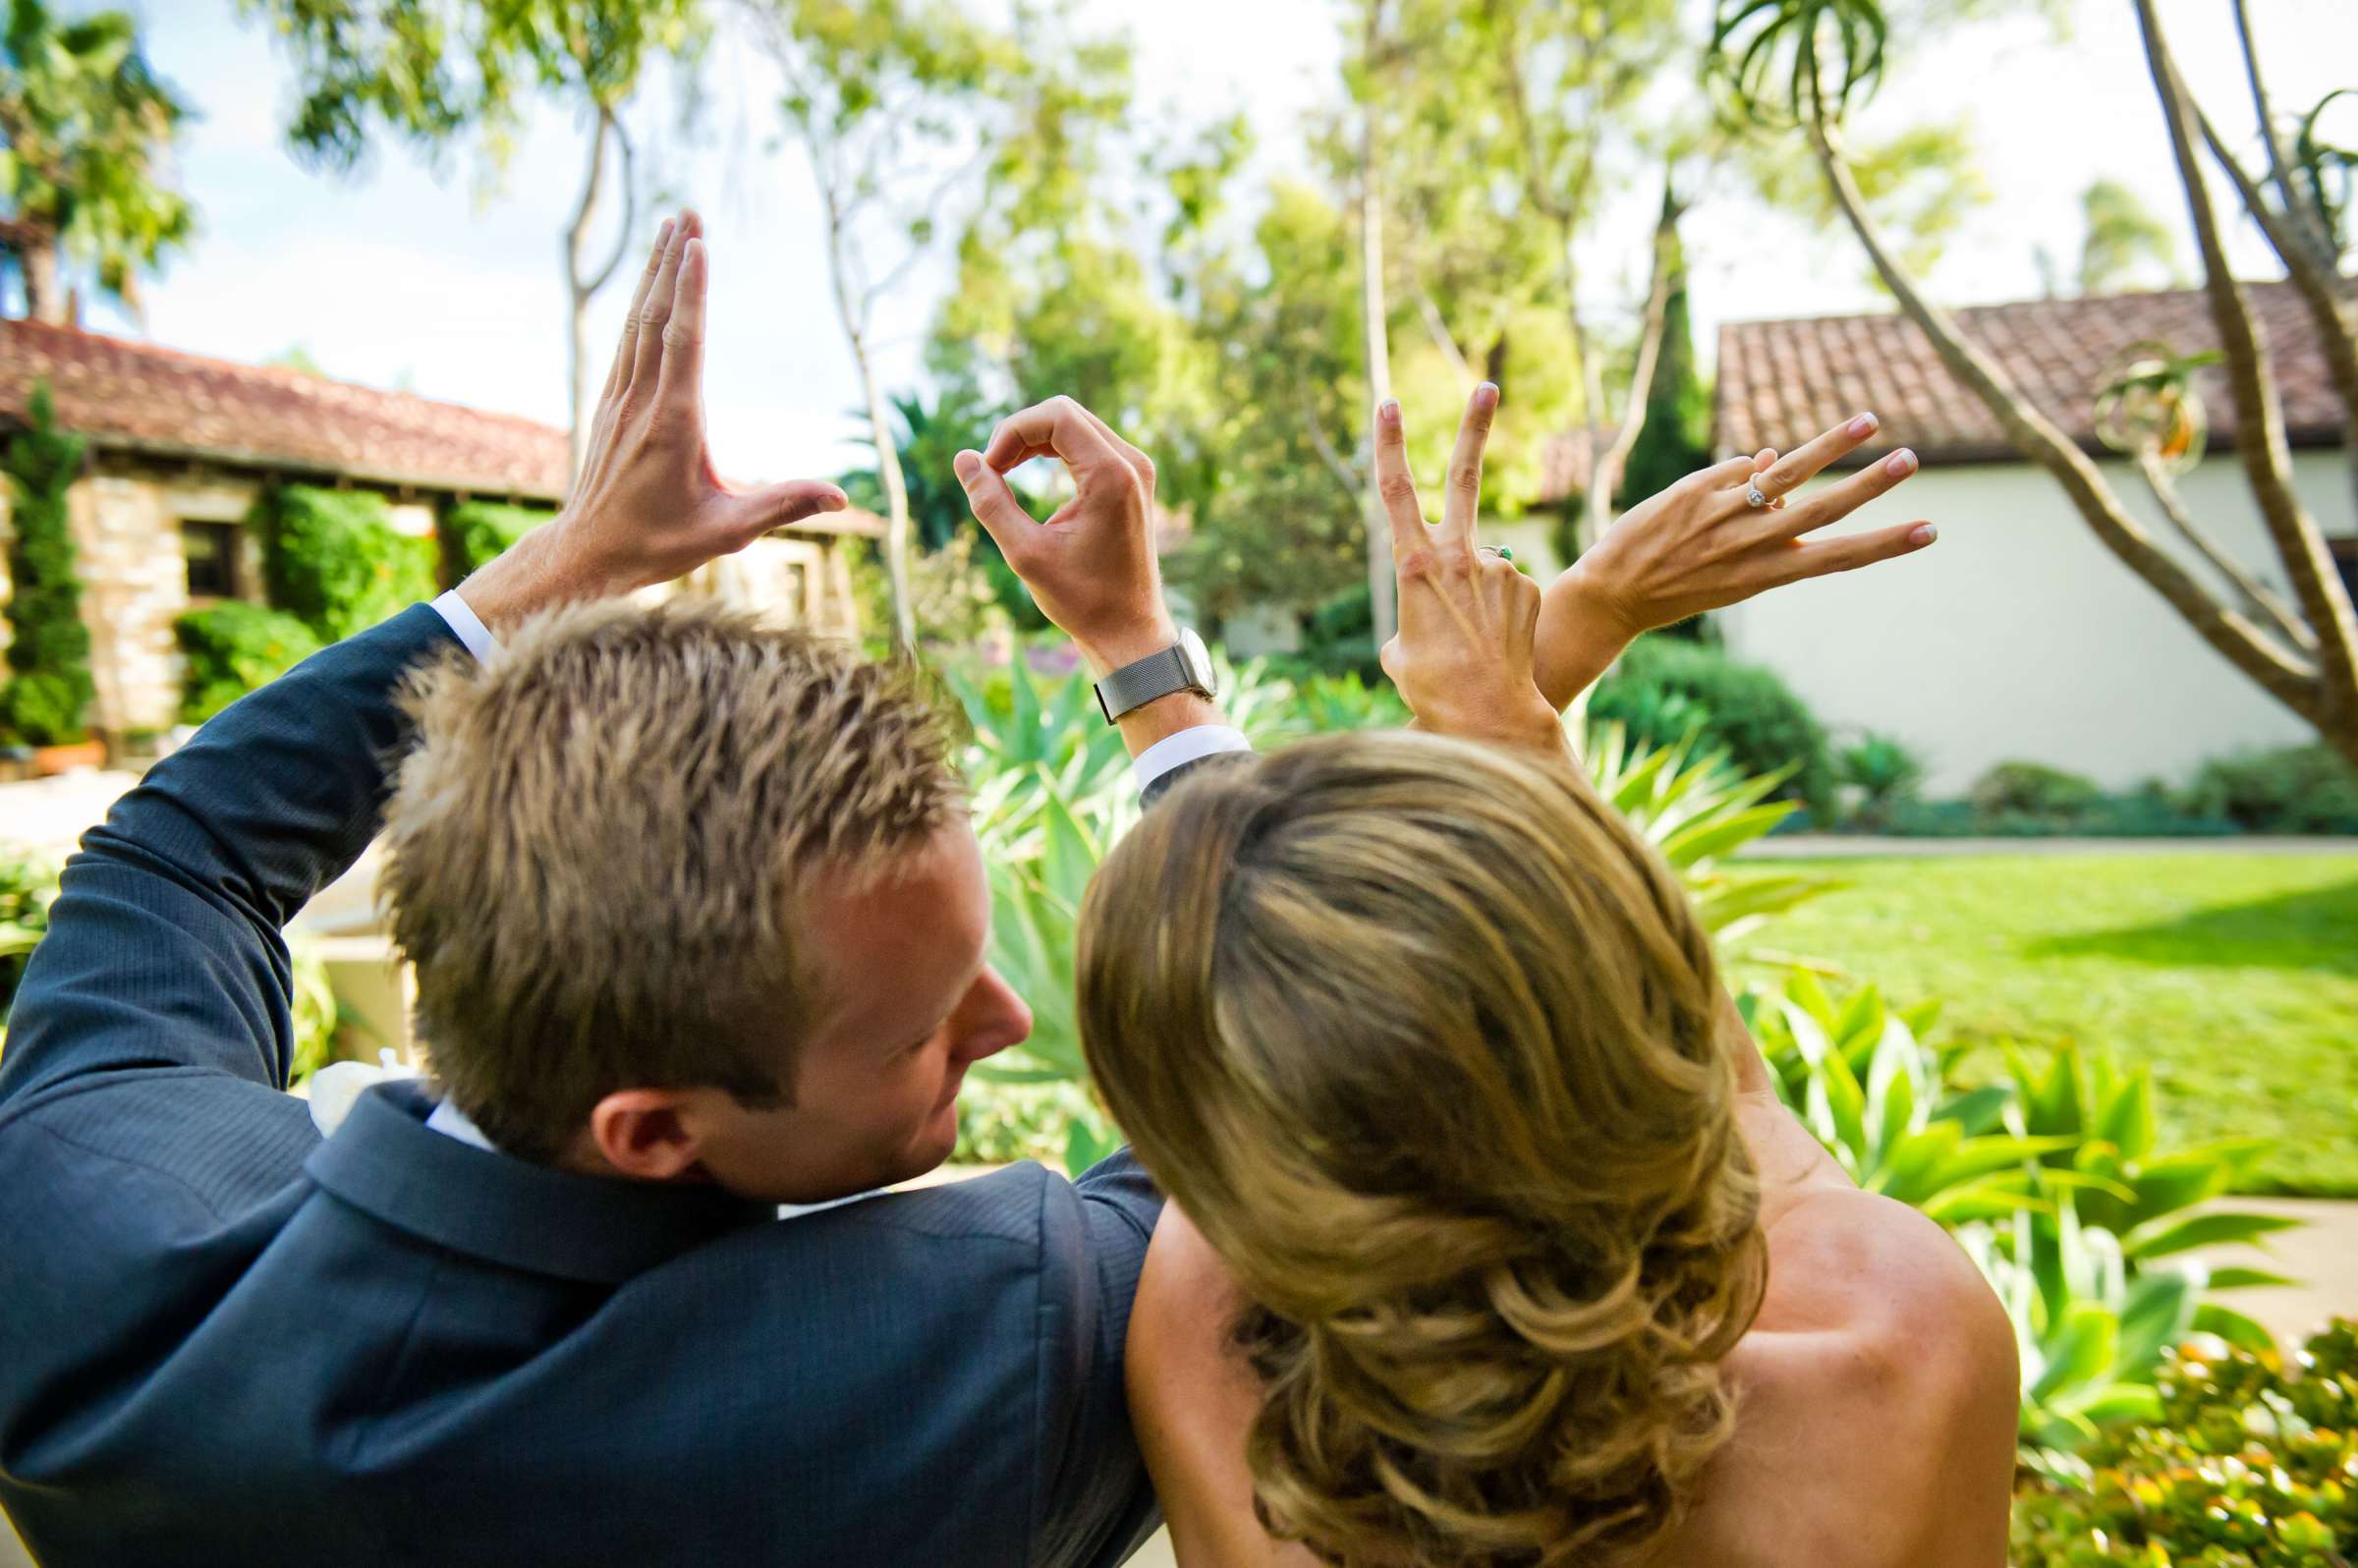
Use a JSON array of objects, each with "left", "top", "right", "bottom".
[
  {"left": 821, "top": 487, "right": 846, "bottom": 511},
  {"left": 654, "top": 218, "right": 674, "bottom": 246},
  {"left": 1910, "top": 523, "right": 1937, "bottom": 546},
  {"left": 953, "top": 450, "right": 982, "bottom": 481},
  {"left": 1850, "top": 412, "right": 1879, "bottom": 438},
  {"left": 1379, "top": 398, "right": 1400, "bottom": 424},
  {"left": 1477, "top": 381, "right": 1498, "bottom": 409},
  {"left": 684, "top": 237, "right": 704, "bottom": 267},
  {"left": 1885, "top": 448, "right": 1918, "bottom": 476}
]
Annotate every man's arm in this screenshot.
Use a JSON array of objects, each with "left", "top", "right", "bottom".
[
  {"left": 953, "top": 396, "right": 1245, "bottom": 799},
  {"left": 0, "top": 210, "right": 845, "bottom": 1114}
]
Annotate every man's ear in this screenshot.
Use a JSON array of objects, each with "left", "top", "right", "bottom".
[{"left": 588, "top": 1089, "right": 706, "bottom": 1182}]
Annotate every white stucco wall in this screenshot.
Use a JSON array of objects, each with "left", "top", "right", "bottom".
[{"left": 1715, "top": 448, "right": 2349, "bottom": 796}]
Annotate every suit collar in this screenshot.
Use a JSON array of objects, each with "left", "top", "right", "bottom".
[{"left": 305, "top": 1082, "right": 775, "bottom": 1283}]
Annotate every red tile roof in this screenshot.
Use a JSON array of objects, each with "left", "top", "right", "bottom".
[
  {"left": 0, "top": 316, "right": 572, "bottom": 500},
  {"left": 1712, "top": 281, "right": 2349, "bottom": 470}
]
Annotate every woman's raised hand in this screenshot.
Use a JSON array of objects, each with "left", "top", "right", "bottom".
[
  {"left": 1535, "top": 413, "right": 1936, "bottom": 708},
  {"left": 1376, "top": 384, "right": 1563, "bottom": 756}
]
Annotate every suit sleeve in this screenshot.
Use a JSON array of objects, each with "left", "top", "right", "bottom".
[{"left": 0, "top": 604, "right": 462, "bottom": 1110}]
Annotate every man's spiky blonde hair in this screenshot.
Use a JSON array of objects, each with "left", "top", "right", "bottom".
[{"left": 379, "top": 597, "right": 963, "bottom": 1161}]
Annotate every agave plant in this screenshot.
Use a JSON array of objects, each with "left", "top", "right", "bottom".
[
  {"left": 1583, "top": 722, "right": 1833, "bottom": 953},
  {"left": 1746, "top": 972, "right": 2074, "bottom": 1223}
]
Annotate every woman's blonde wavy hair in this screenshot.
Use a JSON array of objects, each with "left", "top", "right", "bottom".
[{"left": 1078, "top": 730, "right": 1768, "bottom": 1567}]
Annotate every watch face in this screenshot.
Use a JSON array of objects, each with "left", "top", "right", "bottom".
[{"left": 1178, "top": 627, "right": 1217, "bottom": 695}]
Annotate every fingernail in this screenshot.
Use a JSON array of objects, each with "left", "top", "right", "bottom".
[
  {"left": 654, "top": 218, "right": 674, "bottom": 246},
  {"left": 1379, "top": 398, "right": 1400, "bottom": 424},
  {"left": 953, "top": 450, "right": 981, "bottom": 481},
  {"left": 1910, "top": 523, "right": 1937, "bottom": 546},
  {"left": 1885, "top": 448, "right": 1918, "bottom": 477},
  {"left": 821, "top": 487, "right": 847, "bottom": 511},
  {"left": 1477, "top": 381, "right": 1499, "bottom": 408},
  {"left": 684, "top": 237, "right": 704, "bottom": 267},
  {"left": 1850, "top": 412, "right": 1879, "bottom": 438}
]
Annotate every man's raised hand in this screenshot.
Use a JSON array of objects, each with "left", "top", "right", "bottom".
[
  {"left": 459, "top": 210, "right": 848, "bottom": 633},
  {"left": 952, "top": 396, "right": 1172, "bottom": 677}
]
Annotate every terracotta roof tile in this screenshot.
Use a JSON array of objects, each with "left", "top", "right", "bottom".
[
  {"left": 0, "top": 317, "right": 572, "bottom": 499},
  {"left": 1712, "top": 281, "right": 2348, "bottom": 469}
]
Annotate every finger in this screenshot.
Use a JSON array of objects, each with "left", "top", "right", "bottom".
[
  {"left": 981, "top": 397, "right": 1120, "bottom": 478},
  {"left": 1438, "top": 382, "right": 1498, "bottom": 550},
  {"left": 602, "top": 217, "right": 674, "bottom": 404},
  {"left": 727, "top": 477, "right": 848, "bottom": 541},
  {"left": 1769, "top": 518, "right": 1937, "bottom": 586},
  {"left": 954, "top": 448, "right": 1042, "bottom": 560},
  {"left": 1764, "top": 447, "right": 1920, "bottom": 540},
  {"left": 1372, "top": 398, "right": 1428, "bottom": 556},
  {"left": 1694, "top": 452, "right": 1765, "bottom": 494},
  {"left": 655, "top": 237, "right": 707, "bottom": 403},
  {"left": 631, "top": 208, "right": 697, "bottom": 393},
  {"left": 1753, "top": 412, "right": 1880, "bottom": 503},
  {"left": 1068, "top": 401, "right": 1155, "bottom": 487}
]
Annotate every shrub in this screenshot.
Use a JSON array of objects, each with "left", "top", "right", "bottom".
[
  {"left": 253, "top": 485, "right": 438, "bottom": 643},
  {"left": 1591, "top": 635, "right": 1834, "bottom": 812},
  {"left": 2011, "top": 1320, "right": 2358, "bottom": 1566},
  {"left": 1970, "top": 759, "right": 2105, "bottom": 818},
  {"left": 1835, "top": 731, "right": 1925, "bottom": 827},
  {"left": 1, "top": 385, "right": 95, "bottom": 746},
  {"left": 173, "top": 603, "right": 323, "bottom": 724},
  {"left": 1, "top": 852, "right": 61, "bottom": 1020},
  {"left": 2183, "top": 744, "right": 2358, "bottom": 835},
  {"left": 441, "top": 501, "right": 551, "bottom": 579}
]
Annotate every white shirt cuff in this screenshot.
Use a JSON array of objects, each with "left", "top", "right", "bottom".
[
  {"left": 430, "top": 588, "right": 501, "bottom": 661},
  {"left": 1133, "top": 726, "right": 1254, "bottom": 793}
]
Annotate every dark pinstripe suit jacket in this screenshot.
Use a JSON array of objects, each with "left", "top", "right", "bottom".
[{"left": 0, "top": 603, "right": 1178, "bottom": 1567}]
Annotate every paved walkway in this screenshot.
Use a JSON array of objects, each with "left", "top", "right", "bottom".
[{"left": 1741, "top": 833, "right": 2358, "bottom": 859}]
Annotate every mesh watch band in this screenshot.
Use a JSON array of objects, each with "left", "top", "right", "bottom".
[{"left": 1095, "top": 645, "right": 1196, "bottom": 723}]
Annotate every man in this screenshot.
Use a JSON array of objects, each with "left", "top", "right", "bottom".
[{"left": 0, "top": 209, "right": 1929, "bottom": 1563}]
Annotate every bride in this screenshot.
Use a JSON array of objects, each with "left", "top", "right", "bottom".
[{"left": 1081, "top": 392, "right": 2019, "bottom": 1566}]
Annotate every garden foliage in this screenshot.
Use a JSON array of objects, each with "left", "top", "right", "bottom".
[
  {"left": 441, "top": 501, "right": 551, "bottom": 580},
  {"left": 173, "top": 603, "right": 323, "bottom": 724},
  {"left": 2183, "top": 744, "right": 2358, "bottom": 836},
  {"left": 1, "top": 386, "right": 95, "bottom": 746},
  {"left": 2011, "top": 1320, "right": 2358, "bottom": 1566},
  {"left": 1590, "top": 634, "right": 1835, "bottom": 813},
  {"left": 253, "top": 485, "right": 438, "bottom": 644}
]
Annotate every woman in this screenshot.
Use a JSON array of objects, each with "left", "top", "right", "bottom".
[{"left": 1080, "top": 394, "right": 2019, "bottom": 1567}]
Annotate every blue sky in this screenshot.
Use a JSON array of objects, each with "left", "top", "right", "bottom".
[{"left": 57, "top": 0, "right": 2358, "bottom": 484}]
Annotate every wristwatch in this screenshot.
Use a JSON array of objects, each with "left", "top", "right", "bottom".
[{"left": 1094, "top": 629, "right": 1218, "bottom": 723}]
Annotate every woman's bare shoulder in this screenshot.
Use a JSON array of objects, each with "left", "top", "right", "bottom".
[{"left": 1662, "top": 1187, "right": 2021, "bottom": 1568}]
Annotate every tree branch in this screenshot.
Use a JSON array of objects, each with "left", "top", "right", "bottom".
[
  {"left": 579, "top": 111, "right": 639, "bottom": 299},
  {"left": 1414, "top": 286, "right": 1477, "bottom": 394},
  {"left": 1583, "top": 181, "right": 1683, "bottom": 547},
  {"left": 2134, "top": 0, "right": 2358, "bottom": 713},
  {"left": 2228, "top": 0, "right": 2327, "bottom": 263},
  {"left": 2135, "top": 450, "right": 2316, "bottom": 654},
  {"left": 1811, "top": 117, "right": 2324, "bottom": 723}
]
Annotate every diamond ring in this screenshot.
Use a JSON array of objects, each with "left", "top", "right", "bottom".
[{"left": 1745, "top": 481, "right": 1770, "bottom": 508}]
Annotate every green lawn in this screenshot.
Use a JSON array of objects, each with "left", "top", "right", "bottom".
[{"left": 1746, "top": 851, "right": 2358, "bottom": 1197}]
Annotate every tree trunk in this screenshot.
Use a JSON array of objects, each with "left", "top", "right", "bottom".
[
  {"left": 2132, "top": 0, "right": 2358, "bottom": 738},
  {"left": 565, "top": 108, "right": 637, "bottom": 479},
  {"left": 22, "top": 237, "right": 65, "bottom": 326},
  {"left": 850, "top": 332, "right": 916, "bottom": 655},
  {"left": 1358, "top": 80, "right": 1398, "bottom": 648},
  {"left": 1580, "top": 183, "right": 1682, "bottom": 553},
  {"left": 1808, "top": 121, "right": 2354, "bottom": 769}
]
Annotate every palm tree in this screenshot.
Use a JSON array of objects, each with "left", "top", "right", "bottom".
[
  {"left": 0, "top": 0, "right": 193, "bottom": 325},
  {"left": 1711, "top": 0, "right": 2358, "bottom": 771}
]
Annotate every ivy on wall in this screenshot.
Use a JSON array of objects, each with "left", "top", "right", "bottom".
[
  {"left": 0, "top": 386, "right": 95, "bottom": 747},
  {"left": 441, "top": 500, "right": 553, "bottom": 580},
  {"left": 251, "top": 484, "right": 438, "bottom": 644}
]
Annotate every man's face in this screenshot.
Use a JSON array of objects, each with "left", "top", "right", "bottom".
[{"left": 684, "top": 823, "right": 1033, "bottom": 1204}]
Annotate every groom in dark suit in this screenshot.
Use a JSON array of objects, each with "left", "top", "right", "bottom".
[{"left": 0, "top": 212, "right": 1234, "bottom": 1567}]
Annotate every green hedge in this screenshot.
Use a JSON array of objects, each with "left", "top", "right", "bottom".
[
  {"left": 1, "top": 386, "right": 95, "bottom": 746},
  {"left": 173, "top": 603, "right": 323, "bottom": 724},
  {"left": 1591, "top": 635, "right": 1834, "bottom": 812},
  {"left": 441, "top": 501, "right": 552, "bottom": 579},
  {"left": 2182, "top": 743, "right": 2358, "bottom": 835},
  {"left": 253, "top": 485, "right": 437, "bottom": 643}
]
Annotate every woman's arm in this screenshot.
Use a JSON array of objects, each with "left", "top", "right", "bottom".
[{"left": 1534, "top": 415, "right": 1935, "bottom": 711}]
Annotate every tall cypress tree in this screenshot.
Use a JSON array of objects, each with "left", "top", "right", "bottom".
[
  {"left": 2, "top": 385, "right": 95, "bottom": 746},
  {"left": 1616, "top": 192, "right": 1711, "bottom": 510}
]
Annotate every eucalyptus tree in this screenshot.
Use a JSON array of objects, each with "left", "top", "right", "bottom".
[
  {"left": 243, "top": 0, "right": 705, "bottom": 473},
  {"left": 0, "top": 0, "right": 193, "bottom": 325},
  {"left": 742, "top": 0, "right": 1130, "bottom": 654},
  {"left": 1713, "top": 0, "right": 2358, "bottom": 767}
]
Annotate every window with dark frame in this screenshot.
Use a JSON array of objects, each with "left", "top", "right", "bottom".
[{"left": 182, "top": 521, "right": 240, "bottom": 599}]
